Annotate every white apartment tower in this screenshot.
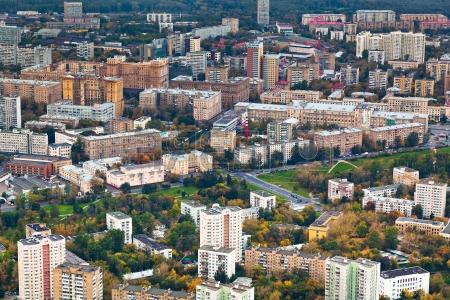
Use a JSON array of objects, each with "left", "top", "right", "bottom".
[
  {"left": 250, "top": 190, "right": 276, "bottom": 210},
  {"left": 199, "top": 204, "right": 243, "bottom": 261},
  {"left": 181, "top": 200, "right": 207, "bottom": 226},
  {"left": 257, "top": 0, "right": 270, "bottom": 26},
  {"left": 106, "top": 211, "right": 133, "bottom": 244},
  {"left": 325, "top": 256, "right": 380, "bottom": 300},
  {"left": 0, "top": 96, "right": 21, "bottom": 130},
  {"left": 18, "top": 234, "right": 66, "bottom": 300},
  {"left": 198, "top": 246, "right": 236, "bottom": 279},
  {"left": 414, "top": 179, "right": 447, "bottom": 218},
  {"left": 379, "top": 267, "right": 430, "bottom": 300}
]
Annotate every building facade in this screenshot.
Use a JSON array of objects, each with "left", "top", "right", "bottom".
[
  {"left": 53, "top": 263, "right": 103, "bottom": 300},
  {"left": 379, "top": 267, "right": 430, "bottom": 300},
  {"left": 106, "top": 212, "right": 133, "bottom": 244},
  {"left": 414, "top": 179, "right": 447, "bottom": 218}
]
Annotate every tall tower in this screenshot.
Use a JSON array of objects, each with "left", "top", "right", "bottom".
[
  {"left": 257, "top": 0, "right": 270, "bottom": 26},
  {"left": 263, "top": 54, "right": 280, "bottom": 90},
  {"left": 246, "top": 40, "right": 264, "bottom": 79}
]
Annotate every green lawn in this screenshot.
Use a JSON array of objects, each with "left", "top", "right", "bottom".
[
  {"left": 150, "top": 185, "right": 199, "bottom": 199},
  {"left": 257, "top": 170, "right": 310, "bottom": 197},
  {"left": 44, "top": 204, "right": 74, "bottom": 216},
  {"left": 320, "top": 161, "right": 358, "bottom": 176}
]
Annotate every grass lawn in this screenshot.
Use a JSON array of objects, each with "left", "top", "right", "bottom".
[
  {"left": 150, "top": 185, "right": 199, "bottom": 199},
  {"left": 320, "top": 161, "right": 358, "bottom": 176},
  {"left": 257, "top": 170, "right": 310, "bottom": 197},
  {"left": 44, "top": 204, "right": 74, "bottom": 216}
]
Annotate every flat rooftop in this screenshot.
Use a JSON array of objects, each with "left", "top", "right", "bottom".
[
  {"left": 310, "top": 210, "right": 342, "bottom": 227},
  {"left": 396, "top": 217, "right": 445, "bottom": 227},
  {"left": 107, "top": 211, "right": 131, "bottom": 220},
  {"left": 381, "top": 266, "right": 428, "bottom": 279}
]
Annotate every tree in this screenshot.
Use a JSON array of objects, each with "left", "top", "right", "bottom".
[
  {"left": 393, "top": 136, "right": 403, "bottom": 149},
  {"left": 405, "top": 132, "right": 419, "bottom": 147},
  {"left": 120, "top": 183, "right": 131, "bottom": 193},
  {"left": 412, "top": 204, "right": 423, "bottom": 218},
  {"left": 50, "top": 206, "right": 60, "bottom": 218},
  {"left": 355, "top": 222, "right": 369, "bottom": 237},
  {"left": 367, "top": 231, "right": 382, "bottom": 249},
  {"left": 383, "top": 226, "right": 399, "bottom": 250}
]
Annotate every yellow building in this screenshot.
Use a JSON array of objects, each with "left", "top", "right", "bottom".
[
  {"left": 62, "top": 74, "right": 124, "bottom": 116},
  {"left": 393, "top": 76, "right": 414, "bottom": 95},
  {"left": 263, "top": 54, "right": 280, "bottom": 90},
  {"left": 308, "top": 211, "right": 342, "bottom": 241},
  {"left": 414, "top": 79, "right": 435, "bottom": 97}
]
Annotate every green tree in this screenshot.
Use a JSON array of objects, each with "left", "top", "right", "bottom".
[
  {"left": 50, "top": 206, "right": 60, "bottom": 218},
  {"left": 120, "top": 183, "right": 131, "bottom": 193},
  {"left": 412, "top": 204, "right": 423, "bottom": 218},
  {"left": 383, "top": 226, "right": 399, "bottom": 250},
  {"left": 405, "top": 132, "right": 419, "bottom": 147},
  {"left": 367, "top": 231, "right": 382, "bottom": 249},
  {"left": 356, "top": 222, "right": 369, "bottom": 237}
]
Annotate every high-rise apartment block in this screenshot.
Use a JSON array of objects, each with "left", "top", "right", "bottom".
[
  {"left": 187, "top": 51, "right": 207, "bottom": 80},
  {"left": 286, "top": 62, "right": 320, "bottom": 87},
  {"left": 354, "top": 10, "right": 396, "bottom": 22},
  {"left": 181, "top": 200, "right": 207, "bottom": 226},
  {"left": 200, "top": 205, "right": 243, "bottom": 261},
  {"left": 356, "top": 31, "right": 426, "bottom": 63},
  {"left": 0, "top": 96, "right": 21, "bottom": 130},
  {"left": 426, "top": 58, "right": 450, "bottom": 81},
  {"left": 205, "top": 65, "right": 229, "bottom": 82},
  {"left": 325, "top": 256, "right": 380, "bottom": 300},
  {"left": 106, "top": 212, "right": 133, "bottom": 244},
  {"left": 393, "top": 76, "right": 414, "bottom": 94},
  {"left": 415, "top": 79, "right": 435, "bottom": 97},
  {"left": 263, "top": 54, "right": 279, "bottom": 90},
  {"left": 369, "top": 69, "right": 388, "bottom": 89},
  {"left": 18, "top": 234, "right": 66, "bottom": 300},
  {"left": 198, "top": 246, "right": 236, "bottom": 279},
  {"left": 76, "top": 41, "right": 95, "bottom": 60},
  {"left": 53, "top": 262, "right": 103, "bottom": 300},
  {"left": 0, "top": 25, "right": 22, "bottom": 45},
  {"left": 379, "top": 267, "right": 430, "bottom": 300},
  {"left": 414, "top": 179, "right": 447, "bottom": 218},
  {"left": 257, "top": 0, "right": 270, "bottom": 26},
  {"left": 246, "top": 40, "right": 263, "bottom": 79},
  {"left": 340, "top": 65, "right": 360, "bottom": 86}
]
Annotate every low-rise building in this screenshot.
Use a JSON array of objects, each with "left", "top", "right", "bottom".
[
  {"left": 363, "top": 184, "right": 399, "bottom": 198},
  {"left": 106, "top": 212, "right": 133, "bottom": 244},
  {"left": 198, "top": 246, "right": 236, "bottom": 279},
  {"left": 362, "top": 196, "right": 414, "bottom": 216},
  {"left": 379, "top": 267, "right": 430, "bottom": 300},
  {"left": 368, "top": 123, "right": 425, "bottom": 148},
  {"left": 314, "top": 128, "right": 362, "bottom": 155},
  {"left": 112, "top": 284, "right": 194, "bottom": 300},
  {"left": 244, "top": 247, "right": 327, "bottom": 282},
  {"left": 25, "top": 223, "right": 51, "bottom": 238},
  {"left": 395, "top": 217, "right": 446, "bottom": 235},
  {"left": 5, "top": 154, "right": 71, "bottom": 178},
  {"left": 133, "top": 234, "right": 172, "bottom": 259},
  {"left": 249, "top": 190, "right": 276, "bottom": 210},
  {"left": 133, "top": 116, "right": 152, "bottom": 130},
  {"left": 328, "top": 179, "right": 354, "bottom": 202},
  {"left": 162, "top": 151, "right": 213, "bottom": 176},
  {"left": 59, "top": 165, "right": 98, "bottom": 194},
  {"left": 106, "top": 162, "right": 165, "bottom": 188},
  {"left": 47, "top": 102, "right": 115, "bottom": 122},
  {"left": 196, "top": 277, "right": 254, "bottom": 300},
  {"left": 47, "top": 143, "right": 72, "bottom": 158},
  {"left": 393, "top": 167, "right": 419, "bottom": 186},
  {"left": 308, "top": 211, "right": 342, "bottom": 241}
]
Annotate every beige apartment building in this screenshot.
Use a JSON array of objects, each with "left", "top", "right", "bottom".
[
  {"left": 286, "top": 62, "right": 320, "bottom": 87},
  {"left": 53, "top": 263, "right": 103, "bottom": 300},
  {"left": 369, "top": 123, "right": 425, "bottom": 147},
  {"left": 106, "top": 162, "right": 165, "bottom": 188},
  {"left": 395, "top": 217, "right": 446, "bottom": 235},
  {"left": 106, "top": 56, "right": 169, "bottom": 90},
  {"left": 415, "top": 79, "right": 435, "bottom": 97},
  {"left": 260, "top": 89, "right": 323, "bottom": 104},
  {"left": 328, "top": 179, "right": 354, "bottom": 202},
  {"left": 0, "top": 78, "right": 61, "bottom": 104},
  {"left": 400, "top": 14, "right": 448, "bottom": 22},
  {"left": 193, "top": 91, "right": 222, "bottom": 121},
  {"left": 162, "top": 150, "right": 213, "bottom": 176},
  {"left": 62, "top": 74, "right": 124, "bottom": 116},
  {"left": 393, "top": 167, "right": 420, "bottom": 186},
  {"left": 244, "top": 247, "right": 327, "bottom": 282},
  {"left": 386, "top": 96, "right": 442, "bottom": 122},
  {"left": 263, "top": 54, "right": 280, "bottom": 90},
  {"left": 81, "top": 129, "right": 162, "bottom": 159},
  {"left": 210, "top": 128, "right": 236, "bottom": 154},
  {"left": 112, "top": 284, "right": 194, "bottom": 300},
  {"left": 18, "top": 235, "right": 66, "bottom": 300},
  {"left": 369, "top": 111, "right": 428, "bottom": 130},
  {"left": 205, "top": 65, "right": 229, "bottom": 82},
  {"left": 0, "top": 129, "right": 48, "bottom": 155},
  {"left": 109, "top": 117, "right": 134, "bottom": 133},
  {"left": 314, "top": 128, "right": 362, "bottom": 155},
  {"left": 393, "top": 76, "right": 414, "bottom": 95},
  {"left": 426, "top": 58, "right": 450, "bottom": 81}
]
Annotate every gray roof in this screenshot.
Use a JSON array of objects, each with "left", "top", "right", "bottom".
[{"left": 381, "top": 266, "right": 429, "bottom": 279}]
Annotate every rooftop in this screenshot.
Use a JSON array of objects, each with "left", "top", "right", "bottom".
[
  {"left": 26, "top": 223, "right": 50, "bottom": 232},
  {"left": 181, "top": 200, "right": 207, "bottom": 208},
  {"left": 199, "top": 245, "right": 236, "bottom": 254},
  {"left": 140, "top": 87, "right": 220, "bottom": 99},
  {"left": 370, "top": 122, "right": 424, "bottom": 132},
  {"left": 417, "top": 178, "right": 447, "bottom": 187},
  {"left": 81, "top": 128, "right": 160, "bottom": 141},
  {"left": 310, "top": 210, "right": 342, "bottom": 227},
  {"left": 133, "top": 234, "right": 170, "bottom": 251},
  {"left": 315, "top": 128, "right": 361, "bottom": 136},
  {"left": 251, "top": 190, "right": 275, "bottom": 198},
  {"left": 19, "top": 234, "right": 65, "bottom": 246},
  {"left": 381, "top": 266, "right": 429, "bottom": 279},
  {"left": 107, "top": 211, "right": 131, "bottom": 220},
  {"left": 396, "top": 217, "right": 445, "bottom": 227}
]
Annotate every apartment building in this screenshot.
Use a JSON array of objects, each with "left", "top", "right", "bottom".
[
  {"left": 263, "top": 54, "right": 279, "bottom": 90},
  {"left": 368, "top": 50, "right": 385, "bottom": 64},
  {"left": 112, "top": 284, "right": 194, "bottom": 300},
  {"left": 314, "top": 128, "right": 362, "bottom": 155},
  {"left": 354, "top": 10, "right": 396, "bottom": 22},
  {"left": 363, "top": 184, "right": 399, "bottom": 198},
  {"left": 109, "top": 117, "right": 134, "bottom": 133},
  {"left": 286, "top": 62, "right": 320, "bottom": 87},
  {"left": 193, "top": 90, "right": 222, "bottom": 121},
  {"left": 415, "top": 79, "right": 435, "bottom": 97},
  {"left": 196, "top": 277, "right": 254, "bottom": 300},
  {"left": 356, "top": 31, "right": 426, "bottom": 63},
  {"left": 106, "top": 212, "right": 133, "bottom": 244},
  {"left": 76, "top": 41, "right": 94, "bottom": 60},
  {"left": 62, "top": 74, "right": 124, "bottom": 116},
  {"left": 267, "top": 119, "right": 298, "bottom": 143},
  {"left": 244, "top": 247, "right": 327, "bottom": 282},
  {"left": 0, "top": 96, "right": 21, "bottom": 130},
  {"left": 47, "top": 102, "right": 115, "bottom": 122},
  {"left": 53, "top": 263, "right": 103, "bottom": 300},
  {"left": 181, "top": 200, "right": 207, "bottom": 226},
  {"left": 308, "top": 211, "right": 342, "bottom": 241},
  {"left": 260, "top": 89, "right": 323, "bottom": 105},
  {"left": 362, "top": 196, "right": 414, "bottom": 216},
  {"left": 26, "top": 223, "right": 51, "bottom": 238},
  {"left": 250, "top": 190, "right": 276, "bottom": 210},
  {"left": 187, "top": 51, "right": 207, "bottom": 80},
  {"left": 81, "top": 129, "right": 162, "bottom": 159},
  {"left": 400, "top": 14, "right": 448, "bottom": 22},
  {"left": 133, "top": 234, "right": 172, "bottom": 259},
  {"left": 414, "top": 179, "right": 447, "bottom": 218},
  {"left": 0, "top": 25, "right": 22, "bottom": 45},
  {"left": 328, "top": 179, "right": 354, "bottom": 202},
  {"left": 162, "top": 151, "right": 213, "bottom": 176},
  {"left": 210, "top": 128, "right": 236, "bottom": 154},
  {"left": 369, "top": 69, "right": 388, "bottom": 89},
  {"left": 302, "top": 14, "right": 347, "bottom": 26},
  {"left": 0, "top": 129, "right": 48, "bottom": 155},
  {"left": 395, "top": 217, "right": 446, "bottom": 235},
  {"left": 105, "top": 56, "right": 169, "bottom": 90},
  {"left": 48, "top": 142, "right": 72, "bottom": 158},
  {"left": 18, "top": 235, "right": 66, "bottom": 300},
  {"left": 205, "top": 65, "right": 229, "bottom": 82},
  {"left": 133, "top": 116, "right": 152, "bottom": 130},
  {"left": 340, "top": 65, "right": 360, "bottom": 86},
  {"left": 246, "top": 40, "right": 264, "bottom": 79},
  {"left": 369, "top": 111, "right": 428, "bottom": 130},
  {"left": 385, "top": 96, "right": 442, "bottom": 122},
  {"left": 198, "top": 246, "right": 236, "bottom": 279},
  {"left": 257, "top": 0, "right": 270, "bottom": 26},
  {"left": 379, "top": 267, "right": 430, "bottom": 300},
  {"left": 426, "top": 58, "right": 450, "bottom": 81},
  {"left": 200, "top": 204, "right": 243, "bottom": 261},
  {"left": 5, "top": 154, "right": 71, "bottom": 178},
  {"left": 0, "top": 78, "right": 61, "bottom": 104},
  {"left": 368, "top": 123, "right": 425, "bottom": 148},
  {"left": 106, "top": 162, "right": 165, "bottom": 188},
  {"left": 325, "top": 256, "right": 380, "bottom": 300},
  {"left": 393, "top": 167, "right": 420, "bottom": 186},
  {"left": 0, "top": 45, "right": 52, "bottom": 67}
]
